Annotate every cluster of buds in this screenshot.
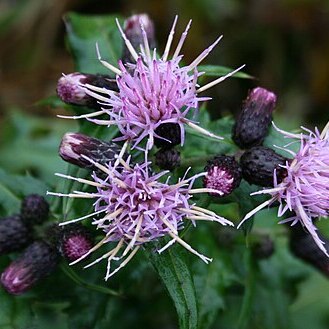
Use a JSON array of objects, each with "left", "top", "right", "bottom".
[
  {"left": 232, "top": 86, "right": 329, "bottom": 273},
  {"left": 0, "top": 194, "right": 57, "bottom": 295},
  {"left": 0, "top": 194, "right": 94, "bottom": 295}
]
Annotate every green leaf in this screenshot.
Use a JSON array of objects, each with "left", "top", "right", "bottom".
[
  {"left": 145, "top": 244, "right": 198, "bottom": 329},
  {"left": 0, "top": 168, "right": 48, "bottom": 215},
  {"left": 65, "top": 12, "right": 123, "bottom": 74},
  {"left": 198, "top": 65, "right": 253, "bottom": 79},
  {"left": 0, "top": 110, "right": 77, "bottom": 187}
]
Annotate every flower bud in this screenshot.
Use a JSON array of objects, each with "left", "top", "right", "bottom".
[
  {"left": 0, "top": 215, "right": 32, "bottom": 255},
  {"left": 1, "top": 241, "right": 59, "bottom": 295},
  {"left": 232, "top": 87, "right": 277, "bottom": 149},
  {"left": 122, "top": 14, "right": 155, "bottom": 63},
  {"left": 154, "top": 123, "right": 182, "bottom": 149},
  {"left": 289, "top": 224, "right": 329, "bottom": 277},
  {"left": 21, "top": 194, "right": 49, "bottom": 225},
  {"left": 59, "top": 133, "right": 122, "bottom": 171},
  {"left": 251, "top": 235, "right": 275, "bottom": 259},
  {"left": 203, "top": 155, "right": 242, "bottom": 197},
  {"left": 57, "top": 224, "right": 94, "bottom": 262},
  {"left": 240, "top": 146, "right": 288, "bottom": 187},
  {"left": 57, "top": 73, "right": 117, "bottom": 108},
  {"left": 155, "top": 148, "right": 181, "bottom": 171}
]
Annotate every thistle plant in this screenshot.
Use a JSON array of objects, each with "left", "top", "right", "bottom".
[{"left": 1, "top": 10, "right": 329, "bottom": 329}]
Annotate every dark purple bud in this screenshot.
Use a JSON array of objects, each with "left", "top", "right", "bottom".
[
  {"left": 122, "top": 14, "right": 155, "bottom": 63},
  {"left": 57, "top": 73, "right": 117, "bottom": 108},
  {"left": 59, "top": 132, "right": 122, "bottom": 171},
  {"left": 155, "top": 148, "right": 181, "bottom": 171},
  {"left": 240, "top": 146, "right": 288, "bottom": 187},
  {"left": 203, "top": 156, "right": 242, "bottom": 197},
  {"left": 0, "top": 241, "right": 59, "bottom": 295},
  {"left": 21, "top": 194, "right": 49, "bottom": 225},
  {"left": 58, "top": 224, "right": 94, "bottom": 262},
  {"left": 154, "top": 123, "right": 182, "bottom": 149},
  {"left": 232, "top": 87, "right": 277, "bottom": 149},
  {"left": 0, "top": 215, "right": 32, "bottom": 255},
  {"left": 289, "top": 223, "right": 329, "bottom": 277},
  {"left": 251, "top": 235, "right": 275, "bottom": 259}
]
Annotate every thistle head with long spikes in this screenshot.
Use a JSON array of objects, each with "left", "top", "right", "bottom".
[
  {"left": 238, "top": 122, "right": 329, "bottom": 257},
  {"left": 48, "top": 148, "right": 233, "bottom": 280},
  {"left": 59, "top": 15, "right": 244, "bottom": 150}
]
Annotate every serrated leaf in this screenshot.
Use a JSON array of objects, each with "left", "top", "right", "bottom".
[
  {"left": 145, "top": 244, "right": 198, "bottom": 329},
  {"left": 65, "top": 12, "right": 123, "bottom": 74}
]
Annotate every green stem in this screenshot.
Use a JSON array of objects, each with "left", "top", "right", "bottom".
[
  {"left": 237, "top": 249, "right": 256, "bottom": 329},
  {"left": 60, "top": 263, "right": 121, "bottom": 297}
]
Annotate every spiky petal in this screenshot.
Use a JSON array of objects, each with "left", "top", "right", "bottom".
[
  {"left": 63, "top": 17, "right": 244, "bottom": 150},
  {"left": 238, "top": 123, "right": 329, "bottom": 256},
  {"left": 48, "top": 153, "right": 233, "bottom": 280}
]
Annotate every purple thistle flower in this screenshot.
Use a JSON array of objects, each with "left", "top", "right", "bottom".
[
  {"left": 122, "top": 14, "right": 155, "bottom": 64},
  {"left": 59, "top": 16, "right": 244, "bottom": 150},
  {"left": 238, "top": 122, "right": 329, "bottom": 256},
  {"left": 57, "top": 73, "right": 117, "bottom": 108},
  {"left": 203, "top": 155, "right": 242, "bottom": 197},
  {"left": 48, "top": 151, "right": 233, "bottom": 280}
]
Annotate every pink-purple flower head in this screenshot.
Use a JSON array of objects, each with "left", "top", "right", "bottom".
[
  {"left": 59, "top": 15, "right": 244, "bottom": 150},
  {"left": 238, "top": 122, "right": 329, "bottom": 256},
  {"left": 48, "top": 149, "right": 233, "bottom": 280}
]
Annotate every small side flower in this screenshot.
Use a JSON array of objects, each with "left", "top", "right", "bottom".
[{"left": 238, "top": 123, "right": 329, "bottom": 256}]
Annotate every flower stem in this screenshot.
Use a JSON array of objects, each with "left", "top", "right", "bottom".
[
  {"left": 237, "top": 249, "right": 256, "bottom": 329},
  {"left": 60, "top": 263, "right": 122, "bottom": 296}
]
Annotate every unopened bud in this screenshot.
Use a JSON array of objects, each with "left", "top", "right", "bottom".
[
  {"left": 203, "top": 155, "right": 242, "bottom": 197},
  {"left": 57, "top": 73, "right": 117, "bottom": 108},
  {"left": 251, "top": 235, "right": 275, "bottom": 259},
  {"left": 154, "top": 123, "right": 182, "bottom": 149},
  {"left": 59, "top": 133, "right": 121, "bottom": 171},
  {"left": 21, "top": 194, "right": 49, "bottom": 225},
  {"left": 0, "top": 215, "right": 32, "bottom": 255},
  {"left": 1, "top": 241, "right": 59, "bottom": 295},
  {"left": 232, "top": 87, "right": 277, "bottom": 149},
  {"left": 58, "top": 224, "right": 94, "bottom": 262},
  {"left": 155, "top": 148, "right": 181, "bottom": 171},
  {"left": 122, "top": 14, "right": 155, "bottom": 63},
  {"left": 240, "top": 146, "right": 288, "bottom": 187},
  {"left": 290, "top": 224, "right": 329, "bottom": 277}
]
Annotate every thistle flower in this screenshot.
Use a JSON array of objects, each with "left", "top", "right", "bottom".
[
  {"left": 48, "top": 150, "right": 233, "bottom": 280},
  {"left": 59, "top": 16, "right": 244, "bottom": 150},
  {"left": 21, "top": 194, "right": 50, "bottom": 225},
  {"left": 122, "top": 14, "right": 155, "bottom": 64},
  {"left": 203, "top": 155, "right": 242, "bottom": 197},
  {"left": 238, "top": 122, "right": 329, "bottom": 256},
  {"left": 232, "top": 87, "right": 277, "bottom": 149},
  {"left": 57, "top": 73, "right": 117, "bottom": 108},
  {"left": 1, "top": 241, "right": 59, "bottom": 295},
  {"left": 59, "top": 132, "right": 122, "bottom": 171},
  {"left": 0, "top": 215, "right": 32, "bottom": 255},
  {"left": 155, "top": 148, "right": 181, "bottom": 170},
  {"left": 57, "top": 224, "right": 94, "bottom": 262},
  {"left": 240, "top": 146, "right": 288, "bottom": 187}
]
